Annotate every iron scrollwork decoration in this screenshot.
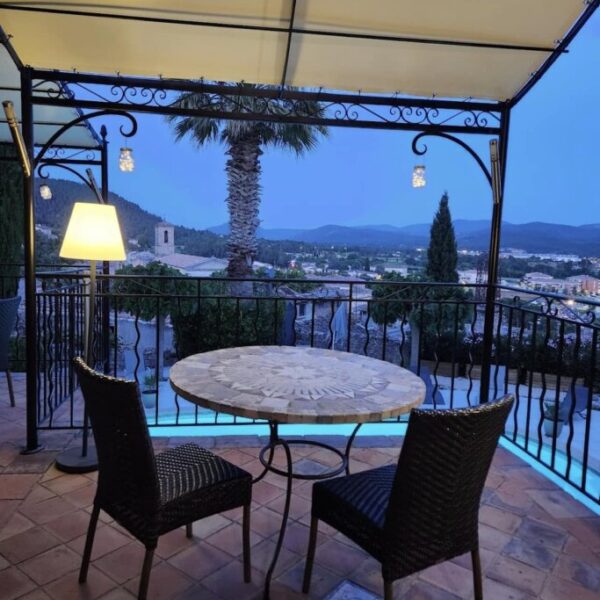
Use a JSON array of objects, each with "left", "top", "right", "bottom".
[
  {"left": 411, "top": 131, "right": 492, "bottom": 186},
  {"left": 43, "top": 147, "right": 98, "bottom": 162},
  {"left": 37, "top": 161, "right": 97, "bottom": 191},
  {"left": 502, "top": 291, "right": 598, "bottom": 327},
  {"left": 32, "top": 75, "right": 502, "bottom": 135},
  {"left": 32, "top": 109, "right": 137, "bottom": 202},
  {"left": 33, "top": 109, "right": 137, "bottom": 170}
]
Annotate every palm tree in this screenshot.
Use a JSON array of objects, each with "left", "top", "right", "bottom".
[{"left": 168, "top": 84, "right": 327, "bottom": 278}]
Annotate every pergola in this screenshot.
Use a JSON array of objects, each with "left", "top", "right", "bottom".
[
  {"left": 0, "top": 42, "right": 104, "bottom": 188},
  {"left": 0, "top": 0, "right": 597, "bottom": 452}
]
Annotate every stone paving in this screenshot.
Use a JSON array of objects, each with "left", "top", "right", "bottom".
[{"left": 1, "top": 374, "right": 599, "bottom": 599}]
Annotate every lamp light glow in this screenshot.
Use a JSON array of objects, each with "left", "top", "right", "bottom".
[
  {"left": 119, "top": 147, "right": 134, "bottom": 172},
  {"left": 39, "top": 184, "right": 52, "bottom": 200},
  {"left": 60, "top": 202, "right": 126, "bottom": 261},
  {"left": 412, "top": 165, "right": 426, "bottom": 188}
]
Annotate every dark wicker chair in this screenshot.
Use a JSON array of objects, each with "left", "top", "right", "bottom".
[
  {"left": 303, "top": 395, "right": 514, "bottom": 600},
  {"left": 73, "top": 357, "right": 253, "bottom": 600},
  {"left": 0, "top": 296, "right": 20, "bottom": 407}
]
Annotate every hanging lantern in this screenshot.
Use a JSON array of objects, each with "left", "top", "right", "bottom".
[
  {"left": 39, "top": 184, "right": 52, "bottom": 200},
  {"left": 119, "top": 147, "right": 134, "bottom": 172},
  {"left": 412, "top": 165, "right": 426, "bottom": 188}
]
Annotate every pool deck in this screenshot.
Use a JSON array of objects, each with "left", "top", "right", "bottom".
[{"left": 1, "top": 374, "right": 599, "bottom": 599}]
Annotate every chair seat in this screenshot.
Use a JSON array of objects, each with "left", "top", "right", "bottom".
[
  {"left": 157, "top": 443, "right": 250, "bottom": 504},
  {"left": 313, "top": 464, "right": 396, "bottom": 558}
]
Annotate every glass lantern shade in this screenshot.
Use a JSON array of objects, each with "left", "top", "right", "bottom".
[
  {"left": 39, "top": 184, "right": 52, "bottom": 200},
  {"left": 412, "top": 165, "right": 426, "bottom": 188},
  {"left": 119, "top": 147, "right": 134, "bottom": 172}
]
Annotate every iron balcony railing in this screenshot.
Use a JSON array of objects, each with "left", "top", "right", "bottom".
[{"left": 2, "top": 268, "right": 598, "bottom": 504}]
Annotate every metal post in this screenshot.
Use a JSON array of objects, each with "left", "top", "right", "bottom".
[
  {"left": 100, "top": 126, "right": 111, "bottom": 373},
  {"left": 21, "top": 68, "right": 42, "bottom": 453},
  {"left": 479, "top": 110, "right": 510, "bottom": 402},
  {"left": 81, "top": 260, "right": 96, "bottom": 457},
  {"left": 56, "top": 259, "right": 99, "bottom": 471}
]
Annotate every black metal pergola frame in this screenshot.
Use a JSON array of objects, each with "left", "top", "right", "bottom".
[{"left": 0, "top": 0, "right": 597, "bottom": 453}]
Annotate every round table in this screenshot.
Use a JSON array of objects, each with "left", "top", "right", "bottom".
[{"left": 169, "top": 346, "right": 425, "bottom": 598}]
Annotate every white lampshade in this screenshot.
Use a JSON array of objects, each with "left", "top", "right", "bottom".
[{"left": 60, "top": 202, "right": 126, "bottom": 261}]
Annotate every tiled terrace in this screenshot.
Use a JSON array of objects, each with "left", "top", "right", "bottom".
[{"left": 0, "top": 375, "right": 599, "bottom": 600}]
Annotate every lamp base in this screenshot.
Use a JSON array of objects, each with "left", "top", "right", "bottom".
[{"left": 55, "top": 445, "right": 98, "bottom": 474}]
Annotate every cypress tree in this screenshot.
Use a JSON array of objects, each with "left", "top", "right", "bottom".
[{"left": 426, "top": 191, "right": 458, "bottom": 283}]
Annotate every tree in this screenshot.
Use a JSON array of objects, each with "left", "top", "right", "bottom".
[
  {"left": 0, "top": 146, "right": 23, "bottom": 298},
  {"left": 112, "top": 262, "right": 194, "bottom": 378},
  {"left": 167, "top": 84, "right": 327, "bottom": 278},
  {"left": 369, "top": 273, "right": 425, "bottom": 326},
  {"left": 369, "top": 193, "right": 470, "bottom": 368},
  {"left": 426, "top": 191, "right": 458, "bottom": 283},
  {"left": 171, "top": 275, "right": 283, "bottom": 358}
]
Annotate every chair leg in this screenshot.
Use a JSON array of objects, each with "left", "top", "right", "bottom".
[
  {"left": 383, "top": 580, "right": 394, "bottom": 600},
  {"left": 138, "top": 546, "right": 155, "bottom": 600},
  {"left": 242, "top": 503, "right": 251, "bottom": 583},
  {"left": 6, "top": 371, "right": 15, "bottom": 407},
  {"left": 302, "top": 515, "right": 319, "bottom": 594},
  {"left": 185, "top": 523, "right": 193, "bottom": 538},
  {"left": 79, "top": 504, "right": 100, "bottom": 583},
  {"left": 472, "top": 548, "right": 483, "bottom": 600}
]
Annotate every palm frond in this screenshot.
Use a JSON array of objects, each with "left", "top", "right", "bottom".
[
  {"left": 167, "top": 84, "right": 328, "bottom": 152},
  {"left": 166, "top": 91, "right": 223, "bottom": 146}
]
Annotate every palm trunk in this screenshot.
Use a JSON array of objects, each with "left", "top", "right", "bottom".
[{"left": 225, "top": 134, "right": 262, "bottom": 278}]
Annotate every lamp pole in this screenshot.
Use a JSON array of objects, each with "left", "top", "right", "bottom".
[
  {"left": 79, "top": 259, "right": 96, "bottom": 460},
  {"left": 55, "top": 202, "right": 126, "bottom": 471},
  {"left": 101, "top": 125, "right": 111, "bottom": 375}
]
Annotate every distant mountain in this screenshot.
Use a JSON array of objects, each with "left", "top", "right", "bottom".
[
  {"left": 38, "top": 181, "right": 600, "bottom": 257},
  {"left": 208, "top": 223, "right": 304, "bottom": 241},
  {"left": 209, "top": 219, "right": 600, "bottom": 256},
  {"left": 384, "top": 219, "right": 491, "bottom": 238},
  {"left": 358, "top": 224, "right": 404, "bottom": 233},
  {"left": 209, "top": 222, "right": 426, "bottom": 248},
  {"left": 35, "top": 179, "right": 226, "bottom": 256},
  {"left": 461, "top": 222, "right": 600, "bottom": 255}
]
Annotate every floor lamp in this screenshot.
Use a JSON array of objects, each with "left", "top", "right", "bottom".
[{"left": 55, "top": 202, "right": 126, "bottom": 473}]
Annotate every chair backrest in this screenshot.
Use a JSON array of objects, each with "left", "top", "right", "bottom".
[
  {"left": 72, "top": 357, "right": 160, "bottom": 513},
  {"left": 383, "top": 395, "right": 514, "bottom": 574},
  {"left": 0, "top": 296, "right": 20, "bottom": 371}
]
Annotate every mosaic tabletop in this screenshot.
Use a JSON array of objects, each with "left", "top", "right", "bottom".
[{"left": 169, "top": 346, "right": 426, "bottom": 424}]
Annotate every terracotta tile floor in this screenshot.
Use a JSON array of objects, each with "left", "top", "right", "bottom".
[{"left": 1, "top": 374, "right": 599, "bottom": 599}]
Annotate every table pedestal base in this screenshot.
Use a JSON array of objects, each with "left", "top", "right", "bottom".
[{"left": 254, "top": 422, "right": 362, "bottom": 599}]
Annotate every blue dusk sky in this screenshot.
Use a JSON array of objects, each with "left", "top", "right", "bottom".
[{"left": 96, "top": 11, "right": 599, "bottom": 231}]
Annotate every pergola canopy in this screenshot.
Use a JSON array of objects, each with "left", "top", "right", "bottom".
[
  {"left": 0, "top": 44, "right": 100, "bottom": 149},
  {"left": 0, "top": 0, "right": 592, "bottom": 103}
]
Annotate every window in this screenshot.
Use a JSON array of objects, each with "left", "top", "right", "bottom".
[{"left": 164, "top": 230, "right": 169, "bottom": 244}]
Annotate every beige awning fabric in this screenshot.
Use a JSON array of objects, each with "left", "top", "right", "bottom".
[
  {"left": 0, "top": 0, "right": 590, "bottom": 101},
  {"left": 0, "top": 44, "right": 99, "bottom": 148}
]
